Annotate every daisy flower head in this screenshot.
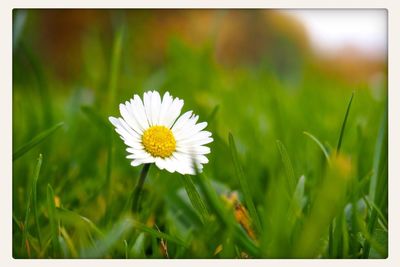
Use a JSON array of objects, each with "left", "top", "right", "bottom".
[{"left": 109, "top": 91, "right": 213, "bottom": 175}]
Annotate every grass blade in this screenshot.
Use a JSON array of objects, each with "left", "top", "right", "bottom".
[
  {"left": 21, "top": 42, "right": 53, "bottom": 126},
  {"left": 81, "top": 106, "right": 110, "bottom": 132},
  {"left": 369, "top": 107, "right": 388, "bottom": 203},
  {"left": 21, "top": 154, "right": 43, "bottom": 256},
  {"left": 46, "top": 184, "right": 60, "bottom": 258},
  {"left": 293, "top": 155, "right": 352, "bottom": 258},
  {"left": 336, "top": 92, "right": 354, "bottom": 154},
  {"left": 303, "top": 131, "right": 331, "bottom": 164},
  {"left": 133, "top": 220, "right": 186, "bottom": 247},
  {"left": 229, "top": 133, "right": 262, "bottom": 235},
  {"left": 181, "top": 175, "right": 209, "bottom": 223},
  {"left": 13, "top": 122, "right": 64, "bottom": 161},
  {"left": 32, "top": 154, "right": 43, "bottom": 248},
  {"left": 207, "top": 105, "right": 220, "bottom": 124},
  {"left": 195, "top": 172, "right": 260, "bottom": 257},
  {"left": 291, "top": 175, "right": 306, "bottom": 217},
  {"left": 276, "top": 139, "right": 296, "bottom": 195},
  {"left": 362, "top": 196, "right": 387, "bottom": 231},
  {"left": 107, "top": 26, "right": 124, "bottom": 111},
  {"left": 80, "top": 217, "right": 133, "bottom": 258},
  {"left": 56, "top": 207, "right": 104, "bottom": 237}
]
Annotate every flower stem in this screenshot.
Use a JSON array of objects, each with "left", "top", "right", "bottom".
[{"left": 131, "top": 163, "right": 151, "bottom": 213}]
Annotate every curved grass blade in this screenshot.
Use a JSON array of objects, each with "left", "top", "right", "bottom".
[
  {"left": 20, "top": 42, "right": 53, "bottom": 126},
  {"left": 207, "top": 104, "right": 220, "bottom": 124},
  {"left": 133, "top": 220, "right": 186, "bottom": 247},
  {"left": 81, "top": 106, "right": 110, "bottom": 132},
  {"left": 229, "top": 133, "right": 262, "bottom": 235},
  {"left": 290, "top": 175, "right": 306, "bottom": 217},
  {"left": 107, "top": 26, "right": 124, "bottom": 111},
  {"left": 197, "top": 173, "right": 260, "bottom": 257},
  {"left": 81, "top": 217, "right": 185, "bottom": 258},
  {"left": 362, "top": 196, "right": 387, "bottom": 231},
  {"left": 32, "top": 154, "right": 43, "bottom": 248},
  {"left": 303, "top": 131, "right": 331, "bottom": 164},
  {"left": 336, "top": 92, "right": 354, "bottom": 154},
  {"left": 46, "top": 184, "right": 60, "bottom": 258},
  {"left": 80, "top": 217, "right": 133, "bottom": 258},
  {"left": 13, "top": 122, "right": 64, "bottom": 161},
  {"left": 369, "top": 107, "right": 388, "bottom": 203},
  {"left": 21, "top": 154, "right": 43, "bottom": 254},
  {"left": 56, "top": 207, "right": 104, "bottom": 237},
  {"left": 181, "top": 175, "right": 209, "bottom": 223},
  {"left": 276, "top": 140, "right": 296, "bottom": 195}
]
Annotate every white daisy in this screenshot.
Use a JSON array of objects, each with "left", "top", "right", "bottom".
[{"left": 109, "top": 90, "right": 213, "bottom": 175}]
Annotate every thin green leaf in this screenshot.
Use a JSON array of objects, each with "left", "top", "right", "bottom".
[
  {"left": 369, "top": 107, "right": 388, "bottom": 203},
  {"left": 290, "top": 175, "right": 306, "bottom": 217},
  {"left": 107, "top": 26, "right": 124, "bottom": 110},
  {"left": 363, "top": 196, "right": 388, "bottom": 231},
  {"left": 123, "top": 240, "right": 128, "bottom": 259},
  {"left": 336, "top": 92, "right": 354, "bottom": 154},
  {"left": 133, "top": 221, "right": 186, "bottom": 247},
  {"left": 21, "top": 42, "right": 53, "bottom": 126},
  {"left": 276, "top": 139, "right": 296, "bottom": 195},
  {"left": 81, "top": 106, "right": 110, "bottom": 132},
  {"left": 229, "top": 133, "right": 262, "bottom": 235},
  {"left": 46, "top": 184, "right": 60, "bottom": 258},
  {"left": 81, "top": 217, "right": 185, "bottom": 258},
  {"left": 196, "top": 173, "right": 260, "bottom": 257},
  {"left": 303, "top": 131, "right": 331, "bottom": 164},
  {"left": 364, "top": 104, "right": 388, "bottom": 258},
  {"left": 13, "top": 122, "right": 64, "bottom": 161},
  {"left": 32, "top": 154, "right": 43, "bottom": 248},
  {"left": 181, "top": 175, "right": 209, "bottom": 223},
  {"left": 80, "top": 217, "right": 133, "bottom": 258},
  {"left": 56, "top": 207, "right": 104, "bottom": 237},
  {"left": 21, "top": 154, "right": 43, "bottom": 254},
  {"left": 207, "top": 104, "right": 219, "bottom": 123}
]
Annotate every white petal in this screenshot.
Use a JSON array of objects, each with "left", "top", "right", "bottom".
[
  {"left": 196, "top": 155, "right": 209, "bottom": 164},
  {"left": 150, "top": 91, "right": 161, "bottom": 125},
  {"left": 122, "top": 137, "right": 143, "bottom": 149},
  {"left": 158, "top": 92, "right": 173, "bottom": 126},
  {"left": 155, "top": 157, "right": 167, "bottom": 170},
  {"left": 117, "top": 118, "right": 141, "bottom": 139},
  {"left": 109, "top": 116, "right": 120, "bottom": 128},
  {"left": 125, "top": 141, "right": 144, "bottom": 150},
  {"left": 163, "top": 98, "right": 184, "bottom": 128},
  {"left": 175, "top": 121, "right": 207, "bottom": 141},
  {"left": 176, "top": 145, "right": 211, "bottom": 155},
  {"left": 130, "top": 160, "right": 143, "bottom": 167},
  {"left": 163, "top": 157, "right": 178, "bottom": 173},
  {"left": 130, "top": 157, "right": 155, "bottom": 167},
  {"left": 173, "top": 115, "right": 199, "bottom": 139},
  {"left": 179, "top": 137, "right": 213, "bottom": 147},
  {"left": 131, "top": 95, "right": 149, "bottom": 130},
  {"left": 126, "top": 153, "right": 151, "bottom": 160},
  {"left": 171, "top": 111, "right": 193, "bottom": 133},
  {"left": 126, "top": 147, "right": 147, "bottom": 155},
  {"left": 143, "top": 91, "right": 153, "bottom": 126},
  {"left": 109, "top": 117, "right": 140, "bottom": 141},
  {"left": 172, "top": 152, "right": 197, "bottom": 175},
  {"left": 120, "top": 102, "right": 144, "bottom": 135},
  {"left": 176, "top": 129, "right": 212, "bottom": 143}
]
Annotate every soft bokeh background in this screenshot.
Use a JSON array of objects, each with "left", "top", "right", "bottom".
[{"left": 13, "top": 9, "right": 387, "bottom": 259}]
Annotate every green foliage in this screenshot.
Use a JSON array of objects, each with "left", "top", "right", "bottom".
[{"left": 12, "top": 10, "right": 387, "bottom": 259}]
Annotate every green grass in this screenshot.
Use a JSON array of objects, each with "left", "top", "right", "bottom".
[{"left": 12, "top": 10, "right": 387, "bottom": 259}]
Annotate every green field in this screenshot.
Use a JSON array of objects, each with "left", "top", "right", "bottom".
[{"left": 12, "top": 10, "right": 387, "bottom": 259}]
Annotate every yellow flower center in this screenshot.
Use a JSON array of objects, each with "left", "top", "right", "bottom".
[{"left": 141, "top": 126, "right": 176, "bottom": 158}]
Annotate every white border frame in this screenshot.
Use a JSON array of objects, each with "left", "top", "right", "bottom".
[{"left": 1, "top": 1, "right": 399, "bottom": 266}]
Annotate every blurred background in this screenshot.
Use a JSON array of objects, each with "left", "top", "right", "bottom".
[{"left": 13, "top": 9, "right": 387, "bottom": 259}]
